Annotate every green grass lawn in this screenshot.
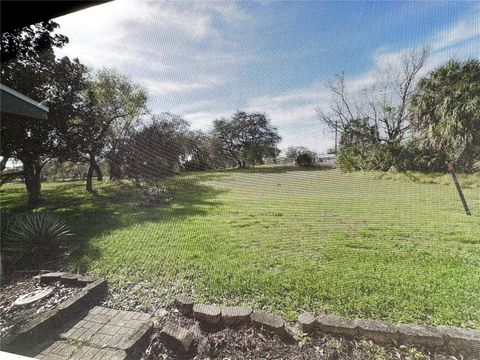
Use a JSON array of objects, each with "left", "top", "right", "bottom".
[{"left": 1, "top": 167, "right": 480, "bottom": 328}]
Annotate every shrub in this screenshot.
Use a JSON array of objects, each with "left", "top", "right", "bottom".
[
  {"left": 337, "top": 146, "right": 384, "bottom": 172},
  {"left": 295, "top": 152, "right": 315, "bottom": 167},
  {"left": 337, "top": 142, "right": 448, "bottom": 173},
  {"left": 1, "top": 211, "right": 73, "bottom": 269},
  {"left": 397, "top": 142, "right": 447, "bottom": 172}
]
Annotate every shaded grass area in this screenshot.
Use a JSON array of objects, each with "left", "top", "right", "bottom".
[{"left": 1, "top": 167, "right": 479, "bottom": 328}]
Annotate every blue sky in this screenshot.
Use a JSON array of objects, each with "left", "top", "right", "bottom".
[{"left": 55, "top": 1, "right": 480, "bottom": 153}]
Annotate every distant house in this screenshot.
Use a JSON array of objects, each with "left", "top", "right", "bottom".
[
  {"left": 317, "top": 154, "right": 336, "bottom": 164},
  {"left": 0, "top": 83, "right": 49, "bottom": 121}
]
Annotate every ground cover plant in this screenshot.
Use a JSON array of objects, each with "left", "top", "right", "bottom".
[{"left": 1, "top": 166, "right": 479, "bottom": 329}]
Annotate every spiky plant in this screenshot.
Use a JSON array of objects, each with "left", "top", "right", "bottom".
[{"left": 2, "top": 211, "right": 73, "bottom": 267}]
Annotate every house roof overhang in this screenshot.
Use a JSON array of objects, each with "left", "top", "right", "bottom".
[{"left": 1, "top": 83, "right": 49, "bottom": 120}]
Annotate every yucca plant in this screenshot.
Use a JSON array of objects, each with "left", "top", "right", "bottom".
[{"left": 2, "top": 211, "right": 73, "bottom": 267}]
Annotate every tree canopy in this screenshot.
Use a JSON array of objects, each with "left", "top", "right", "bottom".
[
  {"left": 213, "top": 111, "right": 281, "bottom": 167},
  {"left": 411, "top": 59, "right": 480, "bottom": 172},
  {"left": 1, "top": 21, "right": 88, "bottom": 204}
]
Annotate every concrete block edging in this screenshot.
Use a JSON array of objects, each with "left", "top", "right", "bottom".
[
  {"left": 173, "top": 295, "right": 480, "bottom": 358},
  {"left": 1, "top": 272, "right": 107, "bottom": 354}
]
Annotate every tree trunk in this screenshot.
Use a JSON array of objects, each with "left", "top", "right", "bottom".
[
  {"left": 108, "top": 159, "right": 122, "bottom": 180},
  {"left": 92, "top": 161, "right": 102, "bottom": 181},
  {"left": 107, "top": 148, "right": 122, "bottom": 180},
  {"left": 86, "top": 164, "right": 94, "bottom": 193},
  {"left": 22, "top": 157, "right": 42, "bottom": 205},
  {"left": 86, "top": 153, "right": 100, "bottom": 193}
]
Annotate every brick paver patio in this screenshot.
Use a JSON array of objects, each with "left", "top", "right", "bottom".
[{"left": 35, "top": 307, "right": 153, "bottom": 360}]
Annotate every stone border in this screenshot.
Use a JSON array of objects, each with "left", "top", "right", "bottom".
[
  {"left": 1, "top": 272, "right": 107, "bottom": 354},
  {"left": 173, "top": 296, "right": 480, "bottom": 359}
]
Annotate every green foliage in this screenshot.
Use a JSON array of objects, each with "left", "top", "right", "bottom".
[
  {"left": 123, "top": 114, "right": 191, "bottom": 180},
  {"left": 396, "top": 141, "right": 447, "bottom": 172},
  {"left": 1, "top": 21, "right": 68, "bottom": 63},
  {"left": 295, "top": 152, "right": 315, "bottom": 167},
  {"left": 337, "top": 146, "right": 386, "bottom": 172},
  {"left": 1, "top": 21, "right": 88, "bottom": 204},
  {"left": 1, "top": 211, "right": 73, "bottom": 268},
  {"left": 213, "top": 111, "right": 281, "bottom": 167},
  {"left": 411, "top": 59, "right": 480, "bottom": 172},
  {"left": 286, "top": 146, "right": 315, "bottom": 159},
  {"left": 338, "top": 141, "right": 449, "bottom": 173}
]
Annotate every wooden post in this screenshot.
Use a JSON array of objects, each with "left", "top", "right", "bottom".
[{"left": 448, "top": 163, "right": 471, "bottom": 215}]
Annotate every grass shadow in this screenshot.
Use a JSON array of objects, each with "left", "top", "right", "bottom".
[
  {"left": 1, "top": 174, "right": 229, "bottom": 272},
  {"left": 235, "top": 164, "right": 335, "bottom": 174}
]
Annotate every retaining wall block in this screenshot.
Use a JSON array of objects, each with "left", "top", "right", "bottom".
[
  {"left": 222, "top": 306, "right": 253, "bottom": 326},
  {"left": 174, "top": 295, "right": 194, "bottom": 316},
  {"left": 317, "top": 314, "right": 357, "bottom": 337},
  {"left": 437, "top": 325, "right": 480, "bottom": 359},
  {"left": 251, "top": 310, "right": 285, "bottom": 334},
  {"left": 354, "top": 319, "right": 398, "bottom": 344},
  {"left": 193, "top": 304, "right": 222, "bottom": 324},
  {"left": 396, "top": 324, "right": 444, "bottom": 348}
]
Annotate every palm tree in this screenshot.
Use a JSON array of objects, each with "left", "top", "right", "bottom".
[{"left": 410, "top": 59, "right": 480, "bottom": 172}]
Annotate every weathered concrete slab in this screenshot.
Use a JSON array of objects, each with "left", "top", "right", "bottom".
[
  {"left": 174, "top": 295, "right": 194, "bottom": 316},
  {"left": 354, "top": 319, "right": 397, "bottom": 344},
  {"left": 438, "top": 325, "right": 480, "bottom": 358},
  {"left": 193, "top": 304, "right": 222, "bottom": 324},
  {"left": 160, "top": 322, "right": 195, "bottom": 353},
  {"left": 251, "top": 311, "right": 285, "bottom": 334},
  {"left": 222, "top": 306, "right": 253, "bottom": 326},
  {"left": 317, "top": 314, "right": 357, "bottom": 337},
  {"left": 396, "top": 324, "right": 444, "bottom": 347},
  {"left": 38, "top": 272, "right": 66, "bottom": 285},
  {"left": 298, "top": 312, "right": 316, "bottom": 333}
]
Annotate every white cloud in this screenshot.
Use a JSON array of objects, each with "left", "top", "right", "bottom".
[
  {"left": 242, "top": 6, "right": 479, "bottom": 151},
  {"left": 52, "top": 1, "right": 479, "bottom": 154},
  {"left": 432, "top": 5, "right": 480, "bottom": 51}
]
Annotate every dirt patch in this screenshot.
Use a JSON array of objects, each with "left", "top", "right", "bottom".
[
  {"left": 143, "top": 312, "right": 457, "bottom": 360},
  {"left": 0, "top": 275, "right": 82, "bottom": 338}
]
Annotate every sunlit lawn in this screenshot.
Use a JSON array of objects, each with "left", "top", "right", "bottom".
[{"left": 2, "top": 166, "right": 480, "bottom": 328}]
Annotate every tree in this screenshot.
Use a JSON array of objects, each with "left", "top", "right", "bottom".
[
  {"left": 1, "top": 21, "right": 68, "bottom": 63},
  {"left": 183, "top": 130, "right": 229, "bottom": 171},
  {"left": 1, "top": 21, "right": 89, "bottom": 204},
  {"left": 285, "top": 146, "right": 314, "bottom": 159},
  {"left": 317, "top": 47, "right": 430, "bottom": 148},
  {"left": 212, "top": 111, "right": 281, "bottom": 167},
  {"left": 123, "top": 113, "right": 192, "bottom": 180},
  {"left": 411, "top": 59, "right": 480, "bottom": 172},
  {"left": 295, "top": 152, "right": 315, "bottom": 167},
  {"left": 340, "top": 118, "right": 379, "bottom": 148},
  {"left": 70, "top": 69, "right": 148, "bottom": 193}
]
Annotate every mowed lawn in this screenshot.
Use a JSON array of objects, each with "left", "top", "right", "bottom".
[{"left": 2, "top": 167, "right": 480, "bottom": 328}]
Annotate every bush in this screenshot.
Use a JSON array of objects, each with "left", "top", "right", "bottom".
[
  {"left": 397, "top": 142, "right": 447, "bottom": 172},
  {"left": 1, "top": 211, "right": 73, "bottom": 269},
  {"left": 295, "top": 152, "right": 315, "bottom": 167},
  {"left": 337, "top": 146, "right": 384, "bottom": 171},
  {"left": 337, "top": 142, "right": 448, "bottom": 173}
]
